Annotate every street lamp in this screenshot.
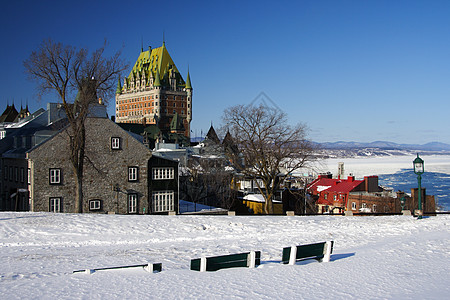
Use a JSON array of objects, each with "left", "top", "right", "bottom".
[
  {"left": 399, "top": 196, "right": 406, "bottom": 211},
  {"left": 413, "top": 154, "right": 424, "bottom": 219}
]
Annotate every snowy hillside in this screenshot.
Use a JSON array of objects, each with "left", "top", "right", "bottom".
[{"left": 1, "top": 212, "right": 449, "bottom": 299}]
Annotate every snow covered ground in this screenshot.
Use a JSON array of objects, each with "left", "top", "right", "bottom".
[
  {"left": 318, "top": 154, "right": 450, "bottom": 178},
  {"left": 1, "top": 212, "right": 449, "bottom": 299}
]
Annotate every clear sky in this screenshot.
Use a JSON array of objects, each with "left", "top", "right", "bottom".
[{"left": 1, "top": 0, "right": 450, "bottom": 144}]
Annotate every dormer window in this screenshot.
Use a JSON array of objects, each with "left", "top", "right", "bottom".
[{"left": 111, "top": 137, "right": 121, "bottom": 150}]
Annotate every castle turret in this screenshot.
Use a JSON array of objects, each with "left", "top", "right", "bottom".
[{"left": 185, "top": 70, "right": 193, "bottom": 125}]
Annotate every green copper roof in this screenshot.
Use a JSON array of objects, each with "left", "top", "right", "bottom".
[
  {"left": 170, "top": 112, "right": 185, "bottom": 131},
  {"left": 185, "top": 70, "right": 192, "bottom": 89},
  {"left": 154, "top": 68, "right": 161, "bottom": 87},
  {"left": 127, "top": 43, "right": 187, "bottom": 88}
]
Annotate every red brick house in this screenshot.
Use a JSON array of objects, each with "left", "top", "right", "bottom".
[{"left": 307, "top": 174, "right": 381, "bottom": 214}]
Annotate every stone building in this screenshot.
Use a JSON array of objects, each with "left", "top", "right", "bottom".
[
  {"left": 27, "top": 103, "right": 153, "bottom": 214},
  {"left": 0, "top": 104, "right": 64, "bottom": 211},
  {"left": 115, "top": 42, "right": 192, "bottom": 138}
]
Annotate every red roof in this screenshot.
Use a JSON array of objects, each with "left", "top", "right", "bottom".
[{"left": 308, "top": 176, "right": 364, "bottom": 195}]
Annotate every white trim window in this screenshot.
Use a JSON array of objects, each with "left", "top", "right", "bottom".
[
  {"left": 111, "top": 137, "right": 121, "bottom": 150},
  {"left": 351, "top": 202, "right": 357, "bottom": 210},
  {"left": 153, "top": 190, "right": 174, "bottom": 212},
  {"left": 89, "top": 200, "right": 102, "bottom": 211},
  {"left": 128, "top": 194, "right": 137, "bottom": 213},
  {"left": 49, "top": 169, "right": 61, "bottom": 184},
  {"left": 152, "top": 167, "right": 174, "bottom": 180},
  {"left": 128, "top": 167, "right": 138, "bottom": 182},
  {"left": 49, "top": 197, "right": 61, "bottom": 212},
  {"left": 373, "top": 204, "right": 377, "bottom": 212}
]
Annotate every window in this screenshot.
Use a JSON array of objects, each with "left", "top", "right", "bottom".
[
  {"left": 324, "top": 193, "right": 327, "bottom": 200},
  {"left": 351, "top": 202, "right": 356, "bottom": 210},
  {"left": 373, "top": 204, "right": 377, "bottom": 212},
  {"left": 49, "top": 197, "right": 62, "bottom": 213},
  {"left": 28, "top": 169, "right": 31, "bottom": 184},
  {"left": 362, "top": 203, "right": 367, "bottom": 209},
  {"left": 9, "top": 167, "right": 13, "bottom": 181},
  {"left": 20, "top": 167, "right": 24, "bottom": 183},
  {"left": 153, "top": 191, "right": 174, "bottom": 212},
  {"left": 128, "top": 194, "right": 137, "bottom": 213},
  {"left": 152, "top": 167, "right": 174, "bottom": 180},
  {"left": 49, "top": 168, "right": 61, "bottom": 184},
  {"left": 89, "top": 200, "right": 102, "bottom": 211},
  {"left": 128, "top": 167, "right": 138, "bottom": 181},
  {"left": 4, "top": 166, "right": 7, "bottom": 180},
  {"left": 111, "top": 137, "right": 121, "bottom": 150},
  {"left": 14, "top": 167, "right": 18, "bottom": 182}
]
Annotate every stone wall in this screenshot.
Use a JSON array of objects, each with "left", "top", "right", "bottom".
[{"left": 27, "top": 117, "right": 152, "bottom": 214}]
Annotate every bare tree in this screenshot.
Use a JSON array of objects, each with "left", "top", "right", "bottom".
[
  {"left": 223, "top": 104, "right": 315, "bottom": 214},
  {"left": 179, "top": 155, "right": 238, "bottom": 211},
  {"left": 24, "top": 39, "right": 127, "bottom": 213}
]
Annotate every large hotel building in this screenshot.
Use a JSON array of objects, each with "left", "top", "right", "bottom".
[{"left": 115, "top": 42, "right": 192, "bottom": 138}]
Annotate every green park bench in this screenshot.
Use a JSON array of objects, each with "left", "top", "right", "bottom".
[
  {"left": 282, "top": 241, "right": 334, "bottom": 265},
  {"left": 191, "top": 251, "right": 261, "bottom": 272}
]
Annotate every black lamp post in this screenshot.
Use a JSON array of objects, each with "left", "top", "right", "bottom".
[{"left": 413, "top": 154, "right": 424, "bottom": 219}]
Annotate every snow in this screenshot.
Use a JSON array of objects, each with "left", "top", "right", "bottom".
[
  {"left": 318, "top": 154, "right": 450, "bottom": 178},
  {"left": 317, "top": 185, "right": 332, "bottom": 192},
  {"left": 1, "top": 212, "right": 449, "bottom": 299},
  {"left": 243, "top": 194, "right": 266, "bottom": 202}
]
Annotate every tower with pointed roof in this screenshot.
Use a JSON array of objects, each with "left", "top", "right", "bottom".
[{"left": 115, "top": 42, "right": 192, "bottom": 138}]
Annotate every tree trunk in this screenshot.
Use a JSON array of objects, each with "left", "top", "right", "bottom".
[
  {"left": 75, "top": 172, "right": 83, "bottom": 213},
  {"left": 71, "top": 123, "right": 85, "bottom": 214},
  {"left": 264, "top": 195, "right": 274, "bottom": 214}
]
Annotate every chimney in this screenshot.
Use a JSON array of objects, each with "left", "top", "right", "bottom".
[{"left": 364, "top": 176, "right": 379, "bottom": 193}]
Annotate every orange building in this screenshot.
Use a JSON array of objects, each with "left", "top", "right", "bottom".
[{"left": 115, "top": 42, "right": 192, "bottom": 138}]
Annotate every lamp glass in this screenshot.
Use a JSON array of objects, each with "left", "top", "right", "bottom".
[
  {"left": 414, "top": 162, "right": 424, "bottom": 173},
  {"left": 413, "top": 155, "right": 424, "bottom": 174}
]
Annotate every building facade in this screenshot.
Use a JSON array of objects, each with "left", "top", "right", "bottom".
[
  {"left": 148, "top": 156, "right": 179, "bottom": 214},
  {"left": 27, "top": 105, "right": 153, "bottom": 214},
  {"left": 308, "top": 174, "right": 383, "bottom": 214},
  {"left": 115, "top": 43, "right": 192, "bottom": 138},
  {"left": 0, "top": 104, "right": 63, "bottom": 211}
]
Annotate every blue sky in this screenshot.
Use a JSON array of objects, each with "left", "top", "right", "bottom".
[{"left": 1, "top": 0, "right": 450, "bottom": 144}]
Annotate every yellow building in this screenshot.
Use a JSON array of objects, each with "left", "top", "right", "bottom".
[{"left": 242, "top": 194, "right": 283, "bottom": 214}]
